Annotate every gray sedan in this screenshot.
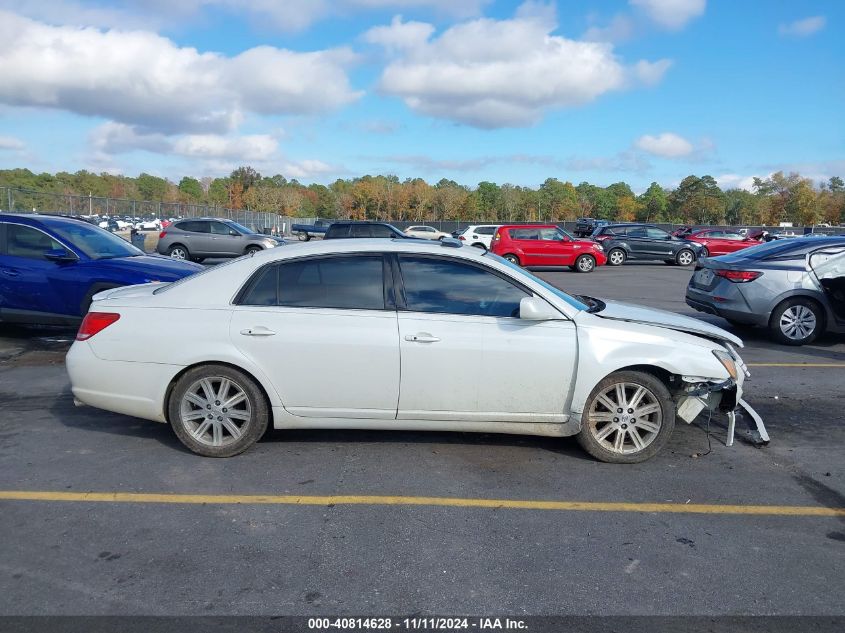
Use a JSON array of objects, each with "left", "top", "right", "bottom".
[
  {"left": 686, "top": 236, "right": 845, "bottom": 345},
  {"left": 157, "top": 218, "right": 284, "bottom": 262}
]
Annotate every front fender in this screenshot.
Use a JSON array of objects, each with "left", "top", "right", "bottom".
[{"left": 570, "top": 317, "right": 731, "bottom": 417}]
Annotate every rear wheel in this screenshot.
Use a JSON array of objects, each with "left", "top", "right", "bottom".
[
  {"left": 472, "top": 243, "right": 486, "bottom": 249},
  {"left": 168, "top": 365, "right": 269, "bottom": 457},
  {"left": 577, "top": 371, "right": 675, "bottom": 464},
  {"left": 676, "top": 249, "right": 695, "bottom": 266},
  {"left": 574, "top": 254, "right": 596, "bottom": 273},
  {"left": 503, "top": 254, "right": 520, "bottom": 266},
  {"left": 769, "top": 298, "right": 823, "bottom": 346},
  {"left": 167, "top": 244, "right": 189, "bottom": 260},
  {"left": 607, "top": 248, "right": 626, "bottom": 266}
]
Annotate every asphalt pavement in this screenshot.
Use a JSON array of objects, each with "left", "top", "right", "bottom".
[{"left": 0, "top": 262, "right": 843, "bottom": 616}]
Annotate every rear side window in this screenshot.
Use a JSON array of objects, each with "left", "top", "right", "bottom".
[
  {"left": 239, "top": 255, "right": 386, "bottom": 310},
  {"left": 176, "top": 221, "right": 209, "bottom": 233},
  {"left": 398, "top": 255, "right": 529, "bottom": 318},
  {"left": 509, "top": 228, "right": 540, "bottom": 240}
]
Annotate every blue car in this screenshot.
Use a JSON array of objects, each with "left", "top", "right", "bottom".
[{"left": 0, "top": 214, "right": 203, "bottom": 326}]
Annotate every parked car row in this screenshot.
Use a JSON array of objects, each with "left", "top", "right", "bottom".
[{"left": 157, "top": 217, "right": 285, "bottom": 262}]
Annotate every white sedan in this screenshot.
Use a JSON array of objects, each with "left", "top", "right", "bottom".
[
  {"left": 67, "top": 239, "right": 760, "bottom": 463},
  {"left": 404, "top": 225, "right": 451, "bottom": 240}
]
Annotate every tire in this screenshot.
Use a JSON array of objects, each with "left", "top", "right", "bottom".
[
  {"left": 192, "top": 257, "right": 205, "bottom": 264},
  {"left": 167, "top": 244, "right": 189, "bottom": 260},
  {"left": 168, "top": 364, "right": 269, "bottom": 457},
  {"left": 699, "top": 247, "right": 709, "bottom": 258},
  {"left": 576, "top": 371, "right": 675, "bottom": 464},
  {"left": 769, "top": 298, "right": 823, "bottom": 346},
  {"left": 676, "top": 249, "right": 695, "bottom": 266},
  {"left": 472, "top": 243, "right": 486, "bottom": 249},
  {"left": 574, "top": 254, "right": 596, "bottom": 273},
  {"left": 245, "top": 246, "right": 262, "bottom": 255},
  {"left": 503, "top": 254, "right": 521, "bottom": 266},
  {"left": 607, "top": 248, "right": 626, "bottom": 266}
]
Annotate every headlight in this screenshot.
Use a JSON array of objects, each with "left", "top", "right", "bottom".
[{"left": 712, "top": 350, "right": 737, "bottom": 380}]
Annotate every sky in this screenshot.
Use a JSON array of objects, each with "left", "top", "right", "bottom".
[{"left": 0, "top": 0, "right": 842, "bottom": 192}]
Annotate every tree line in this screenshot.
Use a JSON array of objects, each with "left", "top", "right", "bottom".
[{"left": 1, "top": 166, "right": 843, "bottom": 226}]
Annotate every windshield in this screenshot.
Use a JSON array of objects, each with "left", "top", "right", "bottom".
[
  {"left": 46, "top": 220, "right": 142, "bottom": 260},
  {"left": 485, "top": 253, "right": 589, "bottom": 311}
]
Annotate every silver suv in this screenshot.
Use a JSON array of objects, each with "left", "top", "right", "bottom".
[{"left": 157, "top": 218, "right": 283, "bottom": 262}]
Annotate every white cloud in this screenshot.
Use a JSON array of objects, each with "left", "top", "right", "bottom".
[
  {"left": 584, "top": 14, "right": 637, "bottom": 43},
  {"left": 630, "top": 0, "right": 706, "bottom": 30},
  {"left": 279, "top": 158, "right": 340, "bottom": 179},
  {"left": 778, "top": 16, "right": 826, "bottom": 37},
  {"left": 363, "top": 15, "right": 435, "bottom": 50},
  {"left": 0, "top": 135, "right": 25, "bottom": 150},
  {"left": 172, "top": 134, "right": 278, "bottom": 161},
  {"left": 0, "top": 10, "right": 361, "bottom": 135},
  {"left": 715, "top": 173, "right": 758, "bottom": 191},
  {"left": 635, "top": 132, "right": 694, "bottom": 158},
  {"left": 0, "top": 1, "right": 490, "bottom": 33},
  {"left": 368, "top": 6, "right": 671, "bottom": 128}
]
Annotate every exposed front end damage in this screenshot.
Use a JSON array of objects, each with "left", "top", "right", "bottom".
[{"left": 671, "top": 349, "right": 769, "bottom": 447}]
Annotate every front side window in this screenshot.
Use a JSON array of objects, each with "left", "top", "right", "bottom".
[
  {"left": 239, "top": 255, "right": 385, "bottom": 310},
  {"left": 210, "top": 221, "right": 234, "bottom": 236},
  {"left": 538, "top": 228, "right": 564, "bottom": 241},
  {"left": 4, "top": 224, "right": 66, "bottom": 260},
  {"left": 399, "top": 255, "right": 529, "bottom": 318},
  {"left": 370, "top": 224, "right": 396, "bottom": 238},
  {"left": 646, "top": 228, "right": 669, "bottom": 239}
]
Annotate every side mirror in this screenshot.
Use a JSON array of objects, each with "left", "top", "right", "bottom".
[
  {"left": 519, "top": 296, "right": 564, "bottom": 321},
  {"left": 45, "top": 248, "right": 77, "bottom": 263}
]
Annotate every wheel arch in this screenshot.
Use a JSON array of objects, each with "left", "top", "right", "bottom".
[{"left": 162, "top": 360, "right": 277, "bottom": 426}]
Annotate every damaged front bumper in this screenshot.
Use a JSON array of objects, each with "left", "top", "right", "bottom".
[{"left": 674, "top": 372, "right": 769, "bottom": 447}]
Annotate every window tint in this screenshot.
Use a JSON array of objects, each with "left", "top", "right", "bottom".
[
  {"left": 279, "top": 256, "right": 385, "bottom": 309},
  {"left": 399, "top": 255, "right": 529, "bottom": 318},
  {"left": 350, "top": 224, "right": 370, "bottom": 238},
  {"left": 177, "top": 220, "right": 210, "bottom": 233},
  {"left": 5, "top": 224, "right": 65, "bottom": 260},
  {"left": 370, "top": 224, "right": 396, "bottom": 238},
  {"left": 210, "top": 221, "right": 233, "bottom": 235},
  {"left": 646, "top": 228, "right": 669, "bottom": 239},
  {"left": 538, "top": 228, "right": 563, "bottom": 241},
  {"left": 476, "top": 226, "right": 496, "bottom": 235},
  {"left": 239, "top": 265, "right": 278, "bottom": 306},
  {"left": 509, "top": 228, "right": 540, "bottom": 240},
  {"left": 627, "top": 227, "right": 647, "bottom": 238}
]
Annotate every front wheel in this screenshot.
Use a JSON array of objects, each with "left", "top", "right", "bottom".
[
  {"left": 577, "top": 371, "right": 675, "bottom": 464},
  {"left": 503, "top": 254, "right": 521, "bottom": 266},
  {"left": 168, "top": 365, "right": 269, "bottom": 457},
  {"left": 676, "top": 249, "right": 695, "bottom": 266},
  {"left": 607, "top": 248, "right": 626, "bottom": 266},
  {"left": 769, "top": 298, "right": 823, "bottom": 346},
  {"left": 574, "top": 254, "right": 596, "bottom": 273},
  {"left": 699, "top": 247, "right": 709, "bottom": 258},
  {"left": 245, "top": 246, "right": 262, "bottom": 255}
]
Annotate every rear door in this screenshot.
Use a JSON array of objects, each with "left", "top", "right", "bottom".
[
  {"left": 624, "top": 226, "right": 650, "bottom": 258},
  {"left": 394, "top": 254, "right": 577, "bottom": 421},
  {"left": 508, "top": 227, "right": 542, "bottom": 264},
  {"left": 176, "top": 220, "right": 213, "bottom": 255},
  {"left": 230, "top": 253, "right": 400, "bottom": 419}
]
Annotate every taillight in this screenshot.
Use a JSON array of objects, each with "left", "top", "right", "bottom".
[
  {"left": 595, "top": 234, "right": 612, "bottom": 242},
  {"left": 493, "top": 232, "right": 501, "bottom": 241},
  {"left": 714, "top": 270, "right": 762, "bottom": 283},
  {"left": 459, "top": 235, "right": 466, "bottom": 240},
  {"left": 77, "top": 312, "right": 121, "bottom": 341},
  {"left": 159, "top": 231, "right": 167, "bottom": 239}
]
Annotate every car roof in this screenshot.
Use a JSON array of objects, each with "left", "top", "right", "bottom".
[
  {"left": 498, "top": 224, "right": 559, "bottom": 229},
  {"left": 0, "top": 213, "right": 92, "bottom": 228}
]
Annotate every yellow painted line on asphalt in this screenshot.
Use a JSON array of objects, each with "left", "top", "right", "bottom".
[
  {"left": 0, "top": 490, "right": 842, "bottom": 517},
  {"left": 747, "top": 363, "right": 845, "bottom": 368}
]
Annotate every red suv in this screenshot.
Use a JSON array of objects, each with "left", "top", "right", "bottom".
[{"left": 491, "top": 225, "right": 607, "bottom": 272}]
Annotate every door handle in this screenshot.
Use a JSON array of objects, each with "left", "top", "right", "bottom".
[
  {"left": 240, "top": 327, "right": 276, "bottom": 337},
  {"left": 1, "top": 269, "right": 20, "bottom": 277},
  {"left": 404, "top": 333, "right": 440, "bottom": 343}
]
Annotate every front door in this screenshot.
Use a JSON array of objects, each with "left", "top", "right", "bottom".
[
  {"left": 209, "top": 221, "right": 243, "bottom": 256},
  {"left": 230, "top": 253, "right": 400, "bottom": 419},
  {"left": 395, "top": 254, "right": 577, "bottom": 422}
]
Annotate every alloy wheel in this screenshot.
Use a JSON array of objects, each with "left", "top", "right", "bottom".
[
  {"left": 779, "top": 305, "right": 817, "bottom": 341},
  {"left": 677, "top": 250, "right": 694, "bottom": 266},
  {"left": 169, "top": 247, "right": 187, "bottom": 260},
  {"left": 587, "top": 382, "right": 663, "bottom": 455},
  {"left": 577, "top": 256, "right": 595, "bottom": 272},
  {"left": 179, "top": 376, "right": 252, "bottom": 448},
  {"left": 608, "top": 250, "right": 624, "bottom": 265}
]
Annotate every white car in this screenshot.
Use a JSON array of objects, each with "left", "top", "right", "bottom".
[
  {"left": 66, "top": 239, "right": 761, "bottom": 463},
  {"left": 404, "top": 225, "right": 451, "bottom": 240},
  {"left": 135, "top": 219, "right": 162, "bottom": 231},
  {"left": 456, "top": 225, "right": 500, "bottom": 249}
]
